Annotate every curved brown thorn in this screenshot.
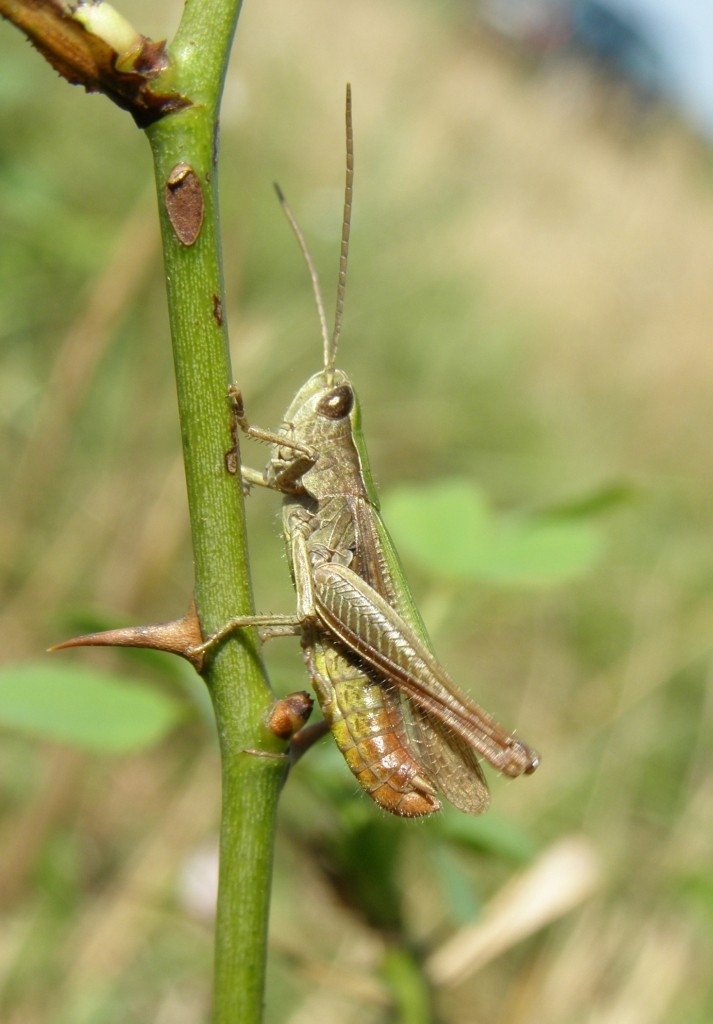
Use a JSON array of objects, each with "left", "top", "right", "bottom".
[{"left": 49, "top": 602, "right": 206, "bottom": 672}]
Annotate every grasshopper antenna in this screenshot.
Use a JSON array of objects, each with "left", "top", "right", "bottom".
[
  {"left": 273, "top": 182, "right": 331, "bottom": 376},
  {"left": 328, "top": 82, "right": 353, "bottom": 380},
  {"left": 274, "top": 84, "right": 354, "bottom": 385}
]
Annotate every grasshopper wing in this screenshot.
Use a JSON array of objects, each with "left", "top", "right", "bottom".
[
  {"left": 408, "top": 702, "right": 490, "bottom": 813},
  {"left": 312, "top": 561, "right": 539, "bottom": 780}
]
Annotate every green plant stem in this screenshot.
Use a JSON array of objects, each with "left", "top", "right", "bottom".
[
  {"left": 2, "top": 0, "right": 288, "bottom": 1015},
  {"left": 145, "top": 3, "right": 286, "bottom": 1021}
]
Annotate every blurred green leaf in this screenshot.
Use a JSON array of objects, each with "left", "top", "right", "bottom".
[
  {"left": 436, "top": 807, "right": 538, "bottom": 863},
  {"left": 677, "top": 871, "right": 713, "bottom": 932},
  {"left": 481, "top": 518, "right": 602, "bottom": 585},
  {"left": 541, "top": 481, "right": 641, "bottom": 519},
  {"left": 383, "top": 479, "right": 491, "bottom": 575},
  {"left": 319, "top": 815, "right": 407, "bottom": 933},
  {"left": 380, "top": 945, "right": 433, "bottom": 1024},
  {"left": 429, "top": 841, "right": 483, "bottom": 924},
  {"left": 382, "top": 479, "right": 603, "bottom": 586},
  {"left": 0, "top": 662, "right": 185, "bottom": 754}
]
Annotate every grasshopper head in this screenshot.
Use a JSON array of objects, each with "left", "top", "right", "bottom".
[
  {"left": 279, "top": 368, "right": 377, "bottom": 502},
  {"left": 282, "top": 368, "right": 358, "bottom": 453}
]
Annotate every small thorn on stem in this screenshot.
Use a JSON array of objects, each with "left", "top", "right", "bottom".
[{"left": 266, "top": 691, "right": 314, "bottom": 740}]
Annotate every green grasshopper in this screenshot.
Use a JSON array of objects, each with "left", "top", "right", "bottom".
[{"left": 216, "top": 85, "right": 539, "bottom": 816}]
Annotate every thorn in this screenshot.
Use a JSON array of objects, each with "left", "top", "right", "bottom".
[
  {"left": 49, "top": 602, "right": 207, "bottom": 672},
  {"left": 266, "top": 690, "right": 314, "bottom": 740}
]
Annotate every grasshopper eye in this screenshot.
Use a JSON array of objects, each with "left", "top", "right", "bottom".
[{"left": 319, "top": 384, "right": 353, "bottom": 420}]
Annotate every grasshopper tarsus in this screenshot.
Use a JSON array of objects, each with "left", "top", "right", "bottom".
[
  {"left": 227, "top": 383, "right": 246, "bottom": 421},
  {"left": 228, "top": 385, "right": 283, "bottom": 448}
]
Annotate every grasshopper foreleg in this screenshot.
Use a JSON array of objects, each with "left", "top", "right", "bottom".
[
  {"left": 229, "top": 385, "right": 289, "bottom": 449},
  {"left": 228, "top": 385, "right": 317, "bottom": 494}
]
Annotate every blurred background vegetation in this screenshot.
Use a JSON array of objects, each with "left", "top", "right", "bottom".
[{"left": 2, "top": 0, "right": 713, "bottom": 1021}]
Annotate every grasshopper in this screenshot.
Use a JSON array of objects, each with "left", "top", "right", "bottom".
[{"left": 214, "top": 85, "right": 539, "bottom": 816}]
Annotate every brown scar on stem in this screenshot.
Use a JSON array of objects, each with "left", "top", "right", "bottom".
[
  {"left": 164, "top": 163, "right": 204, "bottom": 245},
  {"left": 212, "top": 293, "right": 223, "bottom": 327}
]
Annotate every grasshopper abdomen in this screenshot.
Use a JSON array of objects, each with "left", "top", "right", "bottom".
[{"left": 304, "top": 639, "right": 441, "bottom": 816}]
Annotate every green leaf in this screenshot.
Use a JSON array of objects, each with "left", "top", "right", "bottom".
[
  {"left": 380, "top": 945, "right": 433, "bottom": 1024},
  {"left": 436, "top": 808, "right": 538, "bottom": 863},
  {"left": 478, "top": 518, "right": 603, "bottom": 585},
  {"left": 0, "top": 662, "right": 186, "bottom": 754},
  {"left": 429, "top": 841, "right": 483, "bottom": 923},
  {"left": 677, "top": 871, "right": 713, "bottom": 932},
  {"left": 382, "top": 479, "right": 603, "bottom": 586},
  {"left": 382, "top": 479, "right": 492, "bottom": 579},
  {"left": 541, "top": 481, "right": 641, "bottom": 519}
]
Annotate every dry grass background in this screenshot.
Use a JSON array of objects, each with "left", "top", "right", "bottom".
[{"left": 2, "top": 0, "right": 713, "bottom": 1021}]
